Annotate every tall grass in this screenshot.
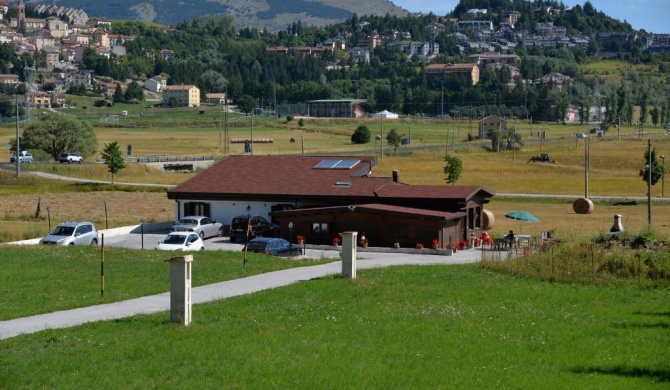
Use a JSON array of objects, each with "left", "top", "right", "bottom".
[{"left": 480, "top": 230, "right": 670, "bottom": 287}]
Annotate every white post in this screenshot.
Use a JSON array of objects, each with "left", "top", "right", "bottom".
[
  {"left": 166, "top": 254, "right": 193, "bottom": 325},
  {"left": 341, "top": 232, "right": 357, "bottom": 279}
]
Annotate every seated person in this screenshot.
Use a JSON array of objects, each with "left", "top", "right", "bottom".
[{"left": 504, "top": 230, "right": 515, "bottom": 247}]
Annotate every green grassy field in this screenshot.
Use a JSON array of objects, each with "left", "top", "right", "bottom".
[
  {"left": 0, "top": 246, "right": 330, "bottom": 320},
  {"left": 0, "top": 264, "right": 666, "bottom": 388}
]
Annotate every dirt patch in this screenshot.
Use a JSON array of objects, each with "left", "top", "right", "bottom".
[{"left": 0, "top": 192, "right": 174, "bottom": 225}]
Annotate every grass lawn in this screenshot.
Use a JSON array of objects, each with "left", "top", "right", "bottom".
[
  {"left": 0, "top": 246, "right": 330, "bottom": 320},
  {"left": 0, "top": 264, "right": 666, "bottom": 388}
]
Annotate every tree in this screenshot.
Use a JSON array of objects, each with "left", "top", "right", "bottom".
[
  {"left": 351, "top": 125, "right": 371, "bottom": 144},
  {"left": 199, "top": 70, "right": 227, "bottom": 94},
  {"left": 640, "top": 147, "right": 664, "bottom": 188},
  {"left": 21, "top": 113, "right": 97, "bottom": 161},
  {"left": 237, "top": 95, "right": 256, "bottom": 115},
  {"left": 101, "top": 141, "right": 126, "bottom": 184},
  {"left": 112, "top": 84, "right": 124, "bottom": 103},
  {"left": 443, "top": 154, "right": 463, "bottom": 185},
  {"left": 386, "top": 128, "right": 403, "bottom": 154},
  {"left": 124, "top": 81, "right": 144, "bottom": 102}
]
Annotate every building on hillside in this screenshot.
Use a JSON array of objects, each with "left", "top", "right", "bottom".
[
  {"left": 163, "top": 84, "right": 200, "bottom": 107},
  {"left": 478, "top": 115, "right": 507, "bottom": 139},
  {"left": 306, "top": 99, "right": 367, "bottom": 118},
  {"left": 204, "top": 93, "right": 228, "bottom": 105},
  {"left": 0, "top": 73, "right": 19, "bottom": 85},
  {"left": 349, "top": 47, "right": 370, "bottom": 64},
  {"left": 166, "top": 155, "right": 495, "bottom": 248},
  {"left": 426, "top": 63, "right": 480, "bottom": 86},
  {"left": 144, "top": 75, "right": 166, "bottom": 92}
]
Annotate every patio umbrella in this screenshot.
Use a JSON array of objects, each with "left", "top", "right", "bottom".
[{"left": 504, "top": 211, "right": 539, "bottom": 230}]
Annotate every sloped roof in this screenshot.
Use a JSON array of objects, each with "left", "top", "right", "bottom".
[{"left": 167, "top": 155, "right": 495, "bottom": 202}]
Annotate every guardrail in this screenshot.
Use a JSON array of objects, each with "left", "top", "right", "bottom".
[{"left": 97, "top": 155, "right": 214, "bottom": 163}]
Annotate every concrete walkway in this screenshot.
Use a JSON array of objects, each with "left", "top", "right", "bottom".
[{"left": 0, "top": 249, "right": 482, "bottom": 340}]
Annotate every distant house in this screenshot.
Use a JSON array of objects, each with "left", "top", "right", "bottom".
[
  {"left": 144, "top": 75, "right": 166, "bottom": 92},
  {"left": 426, "top": 63, "right": 480, "bottom": 86},
  {"left": 306, "top": 99, "right": 367, "bottom": 118},
  {"left": 478, "top": 115, "right": 507, "bottom": 139},
  {"left": 102, "top": 82, "right": 117, "bottom": 98},
  {"left": 349, "top": 47, "right": 370, "bottom": 64},
  {"left": 166, "top": 155, "right": 495, "bottom": 248},
  {"left": 26, "top": 91, "right": 64, "bottom": 108},
  {"left": 0, "top": 73, "right": 19, "bottom": 85},
  {"left": 163, "top": 84, "right": 200, "bottom": 107},
  {"left": 204, "top": 93, "right": 228, "bottom": 105}
]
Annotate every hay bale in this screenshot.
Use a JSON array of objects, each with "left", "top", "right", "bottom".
[
  {"left": 573, "top": 197, "right": 594, "bottom": 214},
  {"left": 482, "top": 209, "right": 495, "bottom": 230}
]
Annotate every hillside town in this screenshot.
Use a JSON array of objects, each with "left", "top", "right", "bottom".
[{"left": 0, "top": 0, "right": 667, "bottom": 126}]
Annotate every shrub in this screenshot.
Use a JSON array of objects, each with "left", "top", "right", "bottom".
[
  {"left": 298, "top": 118, "right": 304, "bottom": 127},
  {"left": 286, "top": 115, "right": 294, "bottom": 122},
  {"left": 351, "top": 125, "right": 371, "bottom": 144}
]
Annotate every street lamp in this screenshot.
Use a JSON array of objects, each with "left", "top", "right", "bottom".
[
  {"left": 47, "top": 206, "right": 51, "bottom": 231},
  {"left": 662, "top": 155, "right": 666, "bottom": 198},
  {"left": 288, "top": 221, "right": 293, "bottom": 255},
  {"left": 140, "top": 219, "right": 144, "bottom": 250}
]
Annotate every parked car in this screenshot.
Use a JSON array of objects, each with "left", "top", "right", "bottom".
[
  {"left": 59, "top": 152, "right": 83, "bottom": 164},
  {"left": 576, "top": 133, "right": 586, "bottom": 139},
  {"left": 243, "top": 237, "right": 302, "bottom": 256},
  {"left": 10, "top": 152, "right": 33, "bottom": 163},
  {"left": 40, "top": 221, "right": 98, "bottom": 245},
  {"left": 229, "top": 215, "right": 279, "bottom": 243},
  {"left": 155, "top": 232, "right": 204, "bottom": 251},
  {"left": 171, "top": 216, "right": 224, "bottom": 239}
]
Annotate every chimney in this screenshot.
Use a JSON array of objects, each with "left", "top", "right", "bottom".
[{"left": 392, "top": 170, "right": 399, "bottom": 182}]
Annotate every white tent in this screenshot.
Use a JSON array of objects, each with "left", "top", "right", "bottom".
[{"left": 370, "top": 110, "right": 399, "bottom": 119}]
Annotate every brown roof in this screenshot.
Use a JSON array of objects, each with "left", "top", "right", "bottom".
[
  {"left": 164, "top": 85, "right": 196, "bottom": 91},
  {"left": 169, "top": 155, "right": 380, "bottom": 199},
  {"left": 168, "top": 155, "right": 495, "bottom": 203}
]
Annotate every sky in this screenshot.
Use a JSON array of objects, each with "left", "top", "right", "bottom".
[{"left": 391, "top": 0, "right": 668, "bottom": 34}]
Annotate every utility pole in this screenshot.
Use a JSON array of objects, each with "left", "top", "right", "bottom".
[
  {"left": 647, "top": 139, "right": 652, "bottom": 227},
  {"left": 15, "top": 97, "right": 20, "bottom": 178}
]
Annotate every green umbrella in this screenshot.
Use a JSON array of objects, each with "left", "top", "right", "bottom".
[{"left": 504, "top": 211, "right": 539, "bottom": 230}]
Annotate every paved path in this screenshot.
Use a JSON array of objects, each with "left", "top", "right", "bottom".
[{"left": 0, "top": 249, "right": 482, "bottom": 340}]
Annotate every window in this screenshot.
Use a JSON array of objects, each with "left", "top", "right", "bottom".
[
  {"left": 184, "top": 202, "right": 210, "bottom": 217},
  {"left": 312, "top": 222, "right": 330, "bottom": 234}
]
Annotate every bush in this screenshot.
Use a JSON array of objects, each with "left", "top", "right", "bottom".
[
  {"left": 351, "top": 125, "right": 371, "bottom": 144},
  {"left": 286, "top": 115, "right": 294, "bottom": 122},
  {"left": 298, "top": 118, "right": 304, "bottom": 127}
]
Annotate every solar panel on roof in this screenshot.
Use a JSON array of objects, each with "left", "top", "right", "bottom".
[
  {"left": 314, "top": 159, "right": 340, "bottom": 169},
  {"left": 332, "top": 160, "right": 360, "bottom": 169},
  {"left": 314, "top": 159, "right": 360, "bottom": 169}
]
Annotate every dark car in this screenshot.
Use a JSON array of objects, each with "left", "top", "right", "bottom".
[
  {"left": 243, "top": 237, "right": 302, "bottom": 256},
  {"left": 229, "top": 215, "right": 279, "bottom": 243}
]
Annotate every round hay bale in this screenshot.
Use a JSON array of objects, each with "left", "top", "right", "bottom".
[
  {"left": 482, "top": 209, "right": 495, "bottom": 230},
  {"left": 573, "top": 197, "right": 594, "bottom": 214}
]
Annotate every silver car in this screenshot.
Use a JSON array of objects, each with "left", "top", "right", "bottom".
[
  {"left": 40, "top": 221, "right": 98, "bottom": 245},
  {"left": 171, "top": 216, "right": 224, "bottom": 239}
]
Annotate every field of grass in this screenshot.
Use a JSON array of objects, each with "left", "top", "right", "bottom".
[
  {"left": 0, "top": 264, "right": 666, "bottom": 388},
  {"left": 0, "top": 246, "right": 330, "bottom": 320}
]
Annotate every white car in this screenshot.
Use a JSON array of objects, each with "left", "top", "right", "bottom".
[
  {"left": 40, "top": 221, "right": 98, "bottom": 245},
  {"left": 155, "top": 232, "right": 204, "bottom": 251},
  {"left": 576, "top": 133, "right": 586, "bottom": 139},
  {"left": 171, "top": 216, "right": 224, "bottom": 239}
]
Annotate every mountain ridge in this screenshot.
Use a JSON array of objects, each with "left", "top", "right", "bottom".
[{"left": 23, "top": 0, "right": 409, "bottom": 30}]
